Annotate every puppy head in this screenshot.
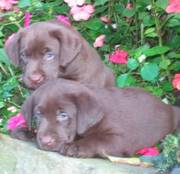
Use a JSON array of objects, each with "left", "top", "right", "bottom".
[
  {"left": 21, "top": 80, "right": 103, "bottom": 151},
  {"left": 5, "top": 21, "right": 82, "bottom": 89}
]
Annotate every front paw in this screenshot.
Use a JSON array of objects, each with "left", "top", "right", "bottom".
[
  {"left": 10, "top": 127, "right": 35, "bottom": 141},
  {"left": 59, "top": 143, "right": 79, "bottom": 157},
  {"left": 59, "top": 143, "right": 95, "bottom": 158}
]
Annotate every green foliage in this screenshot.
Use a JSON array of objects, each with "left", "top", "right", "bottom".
[
  {"left": 0, "top": 0, "right": 179, "bottom": 171},
  {"left": 156, "top": 134, "right": 180, "bottom": 171}
]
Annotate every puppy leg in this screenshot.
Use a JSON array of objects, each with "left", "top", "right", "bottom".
[
  {"left": 60, "top": 134, "right": 125, "bottom": 158},
  {"left": 10, "top": 126, "right": 36, "bottom": 141}
]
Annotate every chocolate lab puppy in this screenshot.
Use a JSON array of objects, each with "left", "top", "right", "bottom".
[
  {"left": 20, "top": 79, "right": 180, "bottom": 157},
  {"left": 5, "top": 21, "right": 114, "bottom": 89}
]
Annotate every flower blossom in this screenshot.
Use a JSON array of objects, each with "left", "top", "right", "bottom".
[
  {"left": 7, "top": 113, "right": 26, "bottom": 131},
  {"left": 172, "top": 73, "right": 180, "bottom": 90},
  {"left": 0, "top": 0, "right": 18, "bottom": 10},
  {"left": 70, "top": 4, "right": 94, "bottom": 21},
  {"left": 126, "top": 3, "right": 133, "bottom": 9},
  {"left": 64, "top": 0, "right": 85, "bottom": 7},
  {"left": 166, "top": 0, "right": 180, "bottom": 13},
  {"left": 136, "top": 146, "right": 160, "bottom": 156},
  {"left": 93, "top": 35, "right": 106, "bottom": 48},
  {"left": 56, "top": 15, "right": 71, "bottom": 26},
  {"left": 100, "top": 16, "right": 111, "bottom": 24},
  {"left": 109, "top": 49, "right": 128, "bottom": 64},
  {"left": 24, "top": 12, "right": 32, "bottom": 28}
]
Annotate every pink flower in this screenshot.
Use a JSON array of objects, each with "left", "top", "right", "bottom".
[
  {"left": 24, "top": 12, "right": 32, "bottom": 28},
  {"left": 136, "top": 147, "right": 160, "bottom": 156},
  {"left": 0, "top": 0, "right": 18, "bottom": 10},
  {"left": 70, "top": 4, "right": 94, "bottom": 21},
  {"left": 56, "top": 15, "right": 71, "bottom": 26},
  {"left": 166, "top": 0, "right": 180, "bottom": 13},
  {"left": 100, "top": 16, "right": 111, "bottom": 24},
  {"left": 7, "top": 113, "right": 26, "bottom": 131},
  {"left": 109, "top": 49, "right": 128, "bottom": 64},
  {"left": 64, "top": 0, "right": 85, "bottom": 7},
  {"left": 93, "top": 35, "right": 106, "bottom": 48},
  {"left": 172, "top": 73, "right": 180, "bottom": 90},
  {"left": 126, "top": 3, "right": 133, "bottom": 9}
]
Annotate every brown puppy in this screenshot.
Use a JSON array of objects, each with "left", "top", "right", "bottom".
[
  {"left": 5, "top": 21, "right": 114, "bottom": 89},
  {"left": 21, "top": 79, "right": 180, "bottom": 157}
]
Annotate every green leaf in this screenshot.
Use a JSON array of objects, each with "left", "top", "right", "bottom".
[
  {"left": 143, "top": 46, "right": 170, "bottom": 57},
  {"left": 127, "top": 58, "right": 139, "bottom": 70},
  {"left": 156, "top": 0, "right": 168, "bottom": 9},
  {"left": 0, "top": 101, "right": 5, "bottom": 109},
  {"left": 122, "top": 8, "right": 136, "bottom": 17},
  {"left": 140, "top": 63, "right": 159, "bottom": 82},
  {"left": 144, "top": 27, "right": 158, "bottom": 38},
  {"left": 18, "top": 0, "right": 31, "bottom": 8},
  {"left": 94, "top": 0, "right": 108, "bottom": 6},
  {"left": 116, "top": 74, "right": 136, "bottom": 88},
  {"left": 84, "top": 19, "right": 103, "bottom": 31},
  {"left": 170, "top": 62, "right": 180, "bottom": 71},
  {"left": 166, "top": 14, "right": 180, "bottom": 27},
  {"left": 162, "top": 82, "right": 173, "bottom": 92},
  {"left": 159, "top": 59, "right": 171, "bottom": 69},
  {"left": 0, "top": 48, "right": 11, "bottom": 65},
  {"left": 134, "top": 44, "right": 150, "bottom": 58}
]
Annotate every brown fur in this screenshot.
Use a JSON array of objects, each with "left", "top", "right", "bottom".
[
  {"left": 5, "top": 21, "right": 114, "bottom": 89},
  {"left": 15, "top": 79, "right": 180, "bottom": 158}
]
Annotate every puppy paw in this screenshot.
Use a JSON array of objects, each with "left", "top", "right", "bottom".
[
  {"left": 59, "top": 143, "right": 95, "bottom": 158},
  {"left": 10, "top": 127, "right": 35, "bottom": 141},
  {"left": 59, "top": 143, "right": 79, "bottom": 157}
]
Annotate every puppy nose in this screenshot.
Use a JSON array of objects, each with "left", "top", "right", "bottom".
[
  {"left": 28, "top": 73, "right": 43, "bottom": 84},
  {"left": 41, "top": 135, "right": 55, "bottom": 146}
]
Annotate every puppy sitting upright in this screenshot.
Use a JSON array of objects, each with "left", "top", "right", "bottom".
[
  {"left": 5, "top": 21, "right": 114, "bottom": 89},
  {"left": 21, "top": 79, "right": 180, "bottom": 157}
]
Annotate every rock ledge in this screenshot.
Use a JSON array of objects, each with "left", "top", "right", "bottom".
[{"left": 0, "top": 134, "right": 157, "bottom": 174}]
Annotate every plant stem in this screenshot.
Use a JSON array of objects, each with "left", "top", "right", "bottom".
[
  {"left": 151, "top": 0, "right": 163, "bottom": 47},
  {"left": 140, "top": 23, "right": 144, "bottom": 45},
  {"left": 151, "top": 0, "right": 171, "bottom": 81}
]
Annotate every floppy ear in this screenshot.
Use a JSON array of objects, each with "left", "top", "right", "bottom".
[
  {"left": 21, "top": 95, "right": 34, "bottom": 131},
  {"left": 5, "top": 31, "right": 22, "bottom": 66},
  {"left": 75, "top": 91, "right": 104, "bottom": 135},
  {"left": 49, "top": 27, "right": 82, "bottom": 67}
]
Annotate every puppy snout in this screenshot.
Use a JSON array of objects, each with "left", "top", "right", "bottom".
[
  {"left": 28, "top": 73, "right": 44, "bottom": 84},
  {"left": 40, "top": 135, "right": 56, "bottom": 146}
]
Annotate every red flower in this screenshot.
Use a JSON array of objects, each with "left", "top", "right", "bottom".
[
  {"left": 109, "top": 49, "right": 128, "bottom": 64},
  {"left": 172, "top": 73, "right": 180, "bottom": 90},
  {"left": 24, "top": 12, "right": 32, "bottom": 28},
  {"left": 7, "top": 113, "right": 26, "bottom": 131},
  {"left": 100, "top": 16, "right": 111, "bottom": 24},
  {"left": 126, "top": 3, "right": 133, "bottom": 9},
  {"left": 56, "top": 15, "right": 71, "bottom": 26},
  {"left": 93, "top": 35, "right": 106, "bottom": 48},
  {"left": 166, "top": 0, "right": 180, "bottom": 13},
  {"left": 136, "top": 146, "right": 160, "bottom": 156}
]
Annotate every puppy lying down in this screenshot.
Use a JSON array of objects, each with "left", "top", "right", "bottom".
[{"left": 18, "top": 79, "right": 180, "bottom": 157}]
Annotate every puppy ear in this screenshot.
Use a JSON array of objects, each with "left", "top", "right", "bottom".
[
  {"left": 21, "top": 95, "right": 34, "bottom": 131},
  {"left": 75, "top": 91, "right": 104, "bottom": 135},
  {"left": 5, "top": 31, "right": 22, "bottom": 66},
  {"left": 49, "top": 27, "right": 82, "bottom": 67}
]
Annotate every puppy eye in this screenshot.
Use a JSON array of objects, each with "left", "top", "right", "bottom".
[
  {"left": 20, "top": 52, "right": 27, "bottom": 65},
  {"left": 33, "top": 111, "right": 42, "bottom": 126},
  {"left": 44, "top": 51, "right": 55, "bottom": 61},
  {"left": 56, "top": 112, "right": 69, "bottom": 122}
]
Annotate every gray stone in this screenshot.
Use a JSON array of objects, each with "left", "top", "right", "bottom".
[{"left": 0, "top": 133, "right": 157, "bottom": 174}]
